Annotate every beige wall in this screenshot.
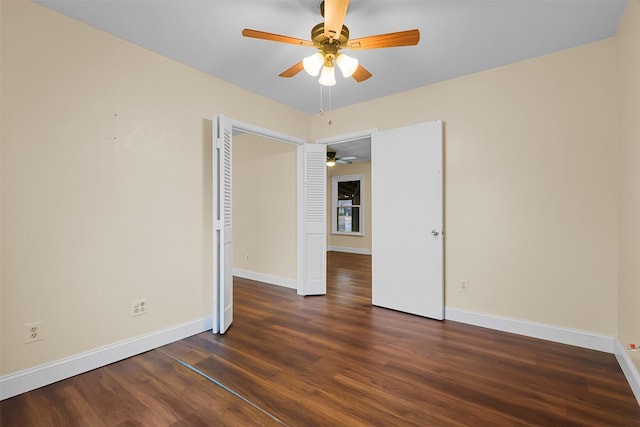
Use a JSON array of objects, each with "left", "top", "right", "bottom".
[
  {"left": 326, "top": 161, "right": 372, "bottom": 251},
  {"left": 232, "top": 133, "right": 297, "bottom": 280},
  {"left": 0, "top": 1, "right": 308, "bottom": 375},
  {"left": 313, "top": 39, "right": 620, "bottom": 335},
  {"left": 616, "top": 0, "right": 640, "bottom": 370}
]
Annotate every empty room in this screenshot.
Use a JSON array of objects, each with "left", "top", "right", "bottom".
[{"left": 1, "top": 0, "right": 639, "bottom": 425}]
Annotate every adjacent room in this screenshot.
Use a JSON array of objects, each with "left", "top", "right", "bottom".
[{"left": 1, "top": 0, "right": 639, "bottom": 424}]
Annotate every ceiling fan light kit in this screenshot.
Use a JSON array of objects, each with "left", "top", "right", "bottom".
[
  {"left": 326, "top": 152, "right": 337, "bottom": 167},
  {"left": 303, "top": 52, "right": 357, "bottom": 85},
  {"left": 303, "top": 52, "right": 324, "bottom": 76},
  {"left": 318, "top": 64, "right": 337, "bottom": 86},
  {"left": 336, "top": 53, "right": 359, "bottom": 78},
  {"left": 241, "top": 0, "right": 420, "bottom": 87}
]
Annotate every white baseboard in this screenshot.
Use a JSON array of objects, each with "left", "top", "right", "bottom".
[
  {"left": 0, "top": 316, "right": 213, "bottom": 401},
  {"left": 614, "top": 339, "right": 640, "bottom": 405},
  {"left": 444, "top": 308, "right": 614, "bottom": 353},
  {"left": 327, "top": 246, "right": 372, "bottom": 255},
  {"left": 233, "top": 268, "right": 297, "bottom": 289},
  {"left": 4, "top": 306, "right": 637, "bottom": 408}
]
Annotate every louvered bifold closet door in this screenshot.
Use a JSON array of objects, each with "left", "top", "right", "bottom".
[
  {"left": 214, "top": 115, "right": 234, "bottom": 334},
  {"left": 299, "top": 143, "right": 327, "bottom": 295}
]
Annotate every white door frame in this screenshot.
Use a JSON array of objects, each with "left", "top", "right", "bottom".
[
  {"left": 229, "top": 119, "right": 307, "bottom": 146},
  {"left": 212, "top": 116, "right": 310, "bottom": 332},
  {"left": 315, "top": 129, "right": 378, "bottom": 147}
]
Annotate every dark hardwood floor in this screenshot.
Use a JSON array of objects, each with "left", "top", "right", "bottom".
[{"left": 2, "top": 252, "right": 639, "bottom": 426}]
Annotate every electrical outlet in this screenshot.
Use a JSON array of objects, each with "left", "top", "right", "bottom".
[
  {"left": 245, "top": 254, "right": 249, "bottom": 261},
  {"left": 459, "top": 280, "right": 470, "bottom": 293},
  {"left": 24, "top": 321, "right": 43, "bottom": 344},
  {"left": 131, "top": 298, "right": 148, "bottom": 317}
]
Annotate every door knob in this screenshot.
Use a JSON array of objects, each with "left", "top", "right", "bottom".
[{"left": 431, "top": 229, "right": 440, "bottom": 237}]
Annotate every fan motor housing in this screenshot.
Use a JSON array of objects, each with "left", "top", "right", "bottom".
[{"left": 311, "top": 23, "right": 350, "bottom": 47}]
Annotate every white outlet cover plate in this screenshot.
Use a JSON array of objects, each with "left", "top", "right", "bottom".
[{"left": 24, "top": 321, "right": 43, "bottom": 343}]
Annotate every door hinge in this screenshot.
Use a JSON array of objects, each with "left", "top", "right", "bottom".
[
  {"left": 215, "top": 219, "right": 223, "bottom": 230},
  {"left": 215, "top": 137, "right": 223, "bottom": 150}
]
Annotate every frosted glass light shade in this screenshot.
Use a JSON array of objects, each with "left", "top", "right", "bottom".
[
  {"left": 318, "top": 65, "right": 336, "bottom": 86},
  {"left": 303, "top": 53, "right": 324, "bottom": 77},
  {"left": 336, "top": 54, "right": 359, "bottom": 78}
]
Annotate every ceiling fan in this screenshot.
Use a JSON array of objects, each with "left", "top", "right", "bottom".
[
  {"left": 242, "top": 0, "right": 420, "bottom": 86},
  {"left": 327, "top": 151, "right": 356, "bottom": 166}
]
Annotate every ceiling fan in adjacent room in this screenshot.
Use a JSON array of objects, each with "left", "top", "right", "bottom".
[
  {"left": 326, "top": 151, "right": 356, "bottom": 166},
  {"left": 241, "top": 0, "right": 420, "bottom": 86}
]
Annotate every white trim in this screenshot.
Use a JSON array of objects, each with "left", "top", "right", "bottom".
[
  {"left": 2, "top": 306, "right": 637, "bottom": 406},
  {"left": 0, "top": 316, "right": 213, "bottom": 401},
  {"left": 316, "top": 129, "right": 377, "bottom": 145},
  {"left": 233, "top": 269, "right": 297, "bottom": 289},
  {"left": 444, "top": 308, "right": 614, "bottom": 353},
  {"left": 443, "top": 309, "right": 640, "bottom": 405},
  {"left": 327, "top": 246, "right": 372, "bottom": 255},
  {"left": 229, "top": 118, "right": 306, "bottom": 146},
  {"left": 614, "top": 339, "right": 640, "bottom": 405}
]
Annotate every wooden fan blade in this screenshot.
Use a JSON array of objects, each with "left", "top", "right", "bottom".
[
  {"left": 352, "top": 64, "right": 372, "bottom": 83},
  {"left": 279, "top": 61, "right": 304, "bottom": 78},
  {"left": 242, "top": 29, "right": 312, "bottom": 47},
  {"left": 348, "top": 29, "right": 420, "bottom": 50},
  {"left": 324, "top": 0, "right": 349, "bottom": 39}
]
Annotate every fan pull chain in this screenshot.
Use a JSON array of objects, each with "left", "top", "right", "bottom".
[
  {"left": 319, "top": 86, "right": 333, "bottom": 126},
  {"left": 327, "top": 86, "right": 333, "bottom": 125}
]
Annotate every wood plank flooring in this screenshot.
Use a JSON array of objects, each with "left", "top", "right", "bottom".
[{"left": 2, "top": 252, "right": 639, "bottom": 426}]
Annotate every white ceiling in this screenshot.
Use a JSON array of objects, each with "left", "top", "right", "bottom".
[{"left": 37, "top": 0, "right": 626, "bottom": 116}]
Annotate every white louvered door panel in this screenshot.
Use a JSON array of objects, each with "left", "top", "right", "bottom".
[
  {"left": 220, "top": 118, "right": 233, "bottom": 333},
  {"left": 213, "top": 115, "right": 233, "bottom": 334},
  {"left": 298, "top": 143, "right": 326, "bottom": 295}
]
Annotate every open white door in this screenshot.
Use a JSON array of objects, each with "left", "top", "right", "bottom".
[
  {"left": 213, "top": 115, "right": 233, "bottom": 333},
  {"left": 297, "top": 143, "right": 327, "bottom": 296},
  {"left": 371, "top": 121, "right": 444, "bottom": 320}
]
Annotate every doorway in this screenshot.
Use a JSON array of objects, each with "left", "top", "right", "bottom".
[
  {"left": 212, "top": 116, "right": 327, "bottom": 333},
  {"left": 232, "top": 132, "right": 298, "bottom": 289},
  {"left": 325, "top": 138, "right": 372, "bottom": 256},
  {"left": 318, "top": 122, "right": 444, "bottom": 320},
  {"left": 318, "top": 131, "right": 374, "bottom": 300},
  {"left": 212, "top": 116, "right": 307, "bottom": 334}
]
